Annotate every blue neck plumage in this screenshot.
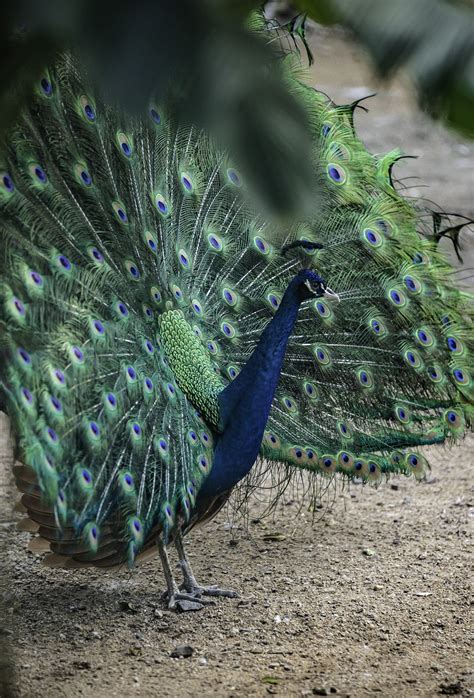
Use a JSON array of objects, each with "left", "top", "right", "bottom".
[{"left": 197, "top": 276, "right": 304, "bottom": 499}]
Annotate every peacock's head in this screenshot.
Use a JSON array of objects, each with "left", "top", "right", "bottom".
[{"left": 294, "top": 269, "right": 340, "bottom": 303}]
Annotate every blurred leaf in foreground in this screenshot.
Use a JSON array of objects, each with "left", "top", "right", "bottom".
[
  {"left": 300, "top": 0, "right": 474, "bottom": 138},
  {"left": 2, "top": 0, "right": 319, "bottom": 219}
]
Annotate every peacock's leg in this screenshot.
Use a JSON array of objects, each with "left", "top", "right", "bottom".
[
  {"left": 174, "top": 529, "right": 238, "bottom": 599},
  {"left": 157, "top": 537, "right": 214, "bottom": 611}
]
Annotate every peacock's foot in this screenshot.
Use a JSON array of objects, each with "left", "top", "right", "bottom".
[
  {"left": 180, "top": 582, "right": 239, "bottom": 599},
  {"left": 166, "top": 591, "right": 216, "bottom": 612}
]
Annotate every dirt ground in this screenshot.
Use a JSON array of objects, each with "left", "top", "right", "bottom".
[{"left": 0, "top": 24, "right": 473, "bottom": 698}]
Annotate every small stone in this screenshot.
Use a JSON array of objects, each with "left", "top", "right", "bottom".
[
  {"left": 438, "top": 681, "right": 462, "bottom": 695},
  {"left": 198, "top": 657, "right": 208, "bottom": 666},
  {"left": 170, "top": 645, "right": 194, "bottom": 659},
  {"left": 117, "top": 600, "right": 138, "bottom": 614},
  {"left": 390, "top": 484, "right": 399, "bottom": 491},
  {"left": 73, "top": 660, "right": 91, "bottom": 670},
  {"left": 313, "top": 688, "right": 329, "bottom": 696},
  {"left": 362, "top": 548, "right": 376, "bottom": 557}
]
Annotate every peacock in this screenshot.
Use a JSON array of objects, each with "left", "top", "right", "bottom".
[{"left": 1, "top": 18, "right": 473, "bottom": 613}]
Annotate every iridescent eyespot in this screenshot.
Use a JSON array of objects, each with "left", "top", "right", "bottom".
[
  {"left": 198, "top": 455, "right": 209, "bottom": 471},
  {"left": 357, "top": 367, "right": 374, "bottom": 388},
  {"left": 447, "top": 336, "right": 464, "bottom": 355},
  {"left": 70, "top": 345, "right": 85, "bottom": 364},
  {"left": 144, "top": 306, "right": 153, "bottom": 319},
  {"left": 282, "top": 396, "right": 298, "bottom": 413},
  {"left": 157, "top": 438, "right": 169, "bottom": 457},
  {"left": 452, "top": 368, "right": 469, "bottom": 385},
  {"left": 314, "top": 346, "right": 330, "bottom": 366},
  {"left": 88, "top": 421, "right": 100, "bottom": 439},
  {"left": 337, "top": 421, "right": 352, "bottom": 439},
  {"left": 444, "top": 409, "right": 464, "bottom": 430},
  {"left": 150, "top": 287, "right": 162, "bottom": 304},
  {"left": 88, "top": 247, "right": 104, "bottom": 263},
  {"left": 220, "top": 321, "right": 235, "bottom": 338},
  {"left": 40, "top": 76, "right": 53, "bottom": 96},
  {"left": 117, "top": 132, "right": 132, "bottom": 157},
  {"left": 155, "top": 194, "right": 169, "bottom": 216},
  {"left": 181, "top": 173, "right": 193, "bottom": 192},
  {"left": 17, "top": 348, "right": 31, "bottom": 366},
  {"left": 57, "top": 254, "right": 72, "bottom": 271},
  {"left": 105, "top": 392, "right": 117, "bottom": 409},
  {"left": 388, "top": 288, "right": 407, "bottom": 307},
  {"left": 144, "top": 231, "right": 158, "bottom": 252},
  {"left": 253, "top": 236, "right": 270, "bottom": 255},
  {"left": 315, "top": 300, "right": 332, "bottom": 319},
  {"left": 115, "top": 300, "right": 129, "bottom": 318},
  {"left": 362, "top": 228, "right": 383, "bottom": 248},
  {"left": 178, "top": 249, "right": 190, "bottom": 269},
  {"left": 403, "top": 349, "right": 422, "bottom": 369},
  {"left": 338, "top": 451, "right": 354, "bottom": 469},
  {"left": 143, "top": 339, "right": 154, "bottom": 355},
  {"left": 413, "top": 251, "right": 429, "bottom": 265},
  {"left": 11, "top": 297, "right": 26, "bottom": 317},
  {"left": 223, "top": 288, "right": 237, "bottom": 306},
  {"left": 130, "top": 422, "right": 142, "bottom": 438},
  {"left": 1, "top": 172, "right": 14, "bottom": 194},
  {"left": 29, "top": 270, "right": 43, "bottom": 287},
  {"left": 200, "top": 431, "right": 211, "bottom": 446},
  {"left": 267, "top": 292, "right": 281, "bottom": 310},
  {"left": 416, "top": 328, "right": 434, "bottom": 347},
  {"left": 227, "top": 365, "right": 239, "bottom": 379},
  {"left": 395, "top": 405, "right": 411, "bottom": 424},
  {"left": 126, "top": 365, "right": 137, "bottom": 381},
  {"left": 320, "top": 455, "right": 337, "bottom": 473},
  {"left": 227, "top": 168, "right": 241, "bottom": 186},
  {"left": 80, "top": 169, "right": 92, "bottom": 185},
  {"left": 143, "top": 377, "right": 154, "bottom": 393},
  {"left": 166, "top": 382, "right": 176, "bottom": 398},
  {"left": 76, "top": 466, "right": 93, "bottom": 489},
  {"left": 354, "top": 459, "right": 365, "bottom": 473},
  {"left": 187, "top": 430, "right": 198, "bottom": 445},
  {"left": 29, "top": 164, "right": 47, "bottom": 184},
  {"left": 124, "top": 260, "right": 140, "bottom": 279},
  {"left": 403, "top": 275, "right": 422, "bottom": 294},
  {"left": 80, "top": 95, "right": 96, "bottom": 121},
  {"left": 289, "top": 446, "right": 305, "bottom": 461},
  {"left": 150, "top": 107, "right": 161, "bottom": 124},
  {"left": 171, "top": 284, "right": 183, "bottom": 301},
  {"left": 369, "top": 318, "right": 387, "bottom": 337},
  {"left": 327, "top": 163, "right": 346, "bottom": 185},
  {"left": 112, "top": 201, "right": 128, "bottom": 223},
  {"left": 90, "top": 319, "right": 105, "bottom": 337},
  {"left": 49, "top": 396, "right": 63, "bottom": 413},
  {"left": 303, "top": 381, "right": 318, "bottom": 399},
  {"left": 207, "top": 341, "right": 218, "bottom": 355},
  {"left": 207, "top": 233, "right": 223, "bottom": 251},
  {"left": 321, "top": 122, "right": 331, "bottom": 137},
  {"left": 264, "top": 432, "right": 281, "bottom": 448},
  {"left": 427, "top": 364, "right": 443, "bottom": 383}
]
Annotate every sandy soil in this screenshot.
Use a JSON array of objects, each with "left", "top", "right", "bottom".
[{"left": 0, "top": 24, "right": 473, "bottom": 698}]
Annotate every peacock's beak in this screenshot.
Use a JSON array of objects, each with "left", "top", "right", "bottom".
[{"left": 323, "top": 286, "right": 340, "bottom": 303}]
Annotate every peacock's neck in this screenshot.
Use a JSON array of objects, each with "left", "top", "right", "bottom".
[{"left": 197, "top": 280, "right": 304, "bottom": 499}]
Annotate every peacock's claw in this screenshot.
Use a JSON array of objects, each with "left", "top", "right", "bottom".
[
  {"left": 166, "top": 591, "right": 216, "bottom": 612},
  {"left": 180, "top": 583, "right": 239, "bottom": 599}
]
